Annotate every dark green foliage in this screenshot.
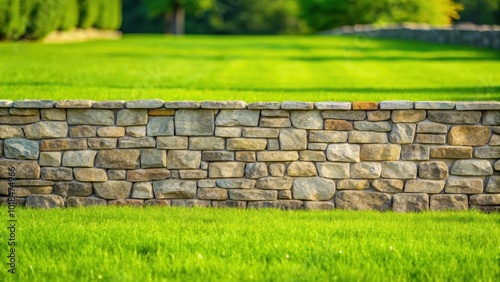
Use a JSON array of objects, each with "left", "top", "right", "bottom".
[
  {"left": 26, "top": 0, "right": 62, "bottom": 39},
  {"left": 297, "top": 0, "right": 462, "bottom": 32},
  {"left": 0, "top": 0, "right": 20, "bottom": 39},
  {"left": 59, "top": 0, "right": 79, "bottom": 31},
  {"left": 78, "top": 0, "right": 99, "bottom": 28},
  {"left": 455, "top": 0, "right": 500, "bottom": 24}
]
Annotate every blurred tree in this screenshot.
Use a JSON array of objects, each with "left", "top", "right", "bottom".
[
  {"left": 0, "top": 0, "right": 20, "bottom": 39},
  {"left": 78, "top": 0, "right": 100, "bottom": 28},
  {"left": 297, "top": 0, "right": 463, "bottom": 32},
  {"left": 59, "top": 0, "right": 79, "bottom": 31},
  {"left": 144, "top": 0, "right": 212, "bottom": 34},
  {"left": 455, "top": 0, "right": 500, "bottom": 24}
]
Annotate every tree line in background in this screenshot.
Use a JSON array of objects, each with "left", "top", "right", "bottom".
[
  {"left": 124, "top": 0, "right": 500, "bottom": 35},
  {"left": 0, "top": 0, "right": 122, "bottom": 40}
]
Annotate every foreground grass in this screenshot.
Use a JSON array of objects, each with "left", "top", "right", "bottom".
[
  {"left": 1, "top": 207, "right": 499, "bottom": 281},
  {"left": 0, "top": 35, "right": 498, "bottom": 101}
]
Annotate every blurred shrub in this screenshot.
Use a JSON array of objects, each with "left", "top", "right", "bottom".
[
  {"left": 59, "top": 0, "right": 79, "bottom": 31},
  {"left": 26, "top": 0, "right": 63, "bottom": 39},
  {"left": 0, "top": 0, "right": 20, "bottom": 39},
  {"left": 78, "top": 0, "right": 99, "bottom": 28},
  {"left": 95, "top": 0, "right": 122, "bottom": 30},
  {"left": 297, "top": 0, "right": 463, "bottom": 32},
  {"left": 455, "top": 0, "right": 500, "bottom": 24}
]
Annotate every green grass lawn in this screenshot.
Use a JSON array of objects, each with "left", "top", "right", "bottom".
[
  {"left": 0, "top": 35, "right": 499, "bottom": 101},
  {"left": 1, "top": 207, "right": 499, "bottom": 281}
]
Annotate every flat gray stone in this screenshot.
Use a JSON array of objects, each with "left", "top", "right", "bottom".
[
  {"left": 485, "top": 176, "right": 500, "bottom": 193},
  {"left": 470, "top": 194, "right": 500, "bottom": 205},
  {"left": 349, "top": 131, "right": 388, "bottom": 144},
  {"left": 261, "top": 110, "right": 289, "bottom": 117},
  {"left": 257, "top": 151, "right": 299, "bottom": 162},
  {"left": 116, "top": 109, "right": 148, "bottom": 126},
  {"left": 414, "top": 101, "right": 455, "bottom": 110},
  {"left": 245, "top": 163, "right": 268, "bottom": 179},
  {"left": 125, "top": 99, "right": 163, "bottom": 108},
  {"left": 242, "top": 128, "right": 279, "bottom": 138},
  {"left": 474, "top": 147, "right": 500, "bottom": 159},
  {"left": 372, "top": 179, "right": 404, "bottom": 193},
  {"left": 427, "top": 111, "right": 481, "bottom": 124},
  {"left": 322, "top": 111, "right": 366, "bottom": 120},
  {"left": 483, "top": 111, "right": 500, "bottom": 125},
  {"left": 291, "top": 110, "right": 323, "bottom": 129},
  {"left": 118, "top": 137, "right": 155, "bottom": 148},
  {"left": 140, "top": 149, "right": 167, "bottom": 168},
  {"left": 292, "top": 177, "right": 335, "bottom": 201},
  {"left": 326, "top": 144, "right": 360, "bottom": 162},
  {"left": 41, "top": 167, "right": 73, "bottom": 181},
  {"left": 131, "top": 182, "right": 154, "bottom": 199},
  {"left": 153, "top": 180, "right": 196, "bottom": 199},
  {"left": 381, "top": 161, "right": 417, "bottom": 179},
  {"left": 216, "top": 178, "right": 256, "bottom": 189},
  {"left": 201, "top": 101, "right": 246, "bottom": 109},
  {"left": 4, "top": 139, "right": 39, "bottom": 160},
  {"left": 67, "top": 197, "right": 107, "bottom": 207},
  {"left": 405, "top": 180, "right": 445, "bottom": 193},
  {"left": 255, "top": 177, "right": 293, "bottom": 190},
  {"left": 281, "top": 101, "right": 313, "bottom": 110},
  {"left": 55, "top": 100, "right": 93, "bottom": 108},
  {"left": 24, "top": 121, "right": 68, "bottom": 139},
  {"left": 451, "top": 160, "right": 493, "bottom": 176},
  {"left": 303, "top": 201, "right": 335, "bottom": 210},
  {"left": 229, "top": 189, "right": 277, "bottom": 201},
  {"left": 209, "top": 162, "right": 245, "bottom": 178},
  {"left": 360, "top": 144, "right": 400, "bottom": 161},
  {"left": 287, "top": 162, "right": 317, "bottom": 177},
  {"left": 354, "top": 121, "right": 391, "bottom": 132},
  {"left": 379, "top": 100, "right": 413, "bottom": 110},
  {"left": 202, "top": 151, "right": 234, "bottom": 161},
  {"left": 54, "top": 182, "right": 93, "bottom": 197},
  {"left": 0, "top": 125, "right": 24, "bottom": 138},
  {"left": 0, "top": 100, "right": 13, "bottom": 107},
  {"left": 167, "top": 150, "right": 201, "bottom": 169},
  {"left": 417, "top": 123, "right": 448, "bottom": 134},
  {"left": 430, "top": 195, "right": 468, "bottom": 211},
  {"left": 198, "top": 188, "right": 227, "bottom": 200},
  {"left": 247, "top": 102, "right": 280, "bottom": 109},
  {"left": 147, "top": 117, "right": 174, "bottom": 136},
  {"left": 337, "top": 179, "right": 370, "bottom": 190},
  {"left": 446, "top": 179, "right": 484, "bottom": 194},
  {"left": 309, "top": 131, "right": 348, "bottom": 143},
  {"left": 93, "top": 181, "right": 132, "bottom": 199},
  {"left": 418, "top": 161, "right": 449, "bottom": 179},
  {"left": 157, "top": 136, "right": 188, "bottom": 149},
  {"left": 13, "top": 100, "right": 55, "bottom": 108},
  {"left": 175, "top": 109, "right": 214, "bottom": 136},
  {"left": 164, "top": 101, "right": 200, "bottom": 109},
  {"left": 335, "top": 191, "right": 391, "bottom": 211},
  {"left": 215, "top": 127, "right": 241, "bottom": 137},
  {"left": 67, "top": 109, "right": 114, "bottom": 125},
  {"left": 216, "top": 110, "right": 260, "bottom": 126},
  {"left": 314, "top": 102, "right": 351, "bottom": 110},
  {"left": 279, "top": 129, "right": 307, "bottom": 150},
  {"left": 389, "top": 124, "right": 416, "bottom": 144},
  {"left": 351, "top": 162, "right": 381, "bottom": 179},
  {"left": 95, "top": 149, "right": 140, "bottom": 169},
  {"left": 62, "top": 150, "right": 97, "bottom": 167},
  {"left": 39, "top": 152, "right": 62, "bottom": 166},
  {"left": 455, "top": 102, "right": 500, "bottom": 110},
  {"left": 92, "top": 100, "right": 125, "bottom": 109},
  {"left": 393, "top": 193, "right": 429, "bottom": 212},
  {"left": 26, "top": 195, "right": 64, "bottom": 208}
]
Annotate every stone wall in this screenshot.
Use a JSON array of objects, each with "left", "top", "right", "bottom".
[
  {"left": 321, "top": 23, "right": 500, "bottom": 50},
  {"left": 1, "top": 99, "right": 499, "bottom": 212}
]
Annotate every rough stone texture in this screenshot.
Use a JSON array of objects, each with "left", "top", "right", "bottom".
[
  {"left": 141, "top": 149, "right": 167, "bottom": 168},
  {"left": 349, "top": 131, "right": 388, "bottom": 144},
  {"left": 0, "top": 160, "right": 40, "bottom": 179},
  {"left": 427, "top": 111, "right": 481, "bottom": 124},
  {"left": 242, "top": 128, "right": 279, "bottom": 138},
  {"left": 470, "top": 194, "right": 500, "bottom": 205},
  {"left": 108, "top": 170, "right": 126, "bottom": 180},
  {"left": 167, "top": 150, "right": 201, "bottom": 169},
  {"left": 417, "top": 123, "right": 447, "bottom": 134},
  {"left": 216, "top": 110, "right": 259, "bottom": 126},
  {"left": 13, "top": 100, "right": 54, "bottom": 108},
  {"left": 292, "top": 177, "right": 335, "bottom": 201},
  {"left": 367, "top": 111, "right": 391, "bottom": 121},
  {"left": 74, "top": 168, "right": 107, "bottom": 182},
  {"left": 201, "top": 101, "right": 246, "bottom": 109},
  {"left": 125, "top": 100, "right": 163, "bottom": 109},
  {"left": 315, "top": 102, "right": 351, "bottom": 110},
  {"left": 119, "top": 137, "right": 156, "bottom": 148},
  {"left": 324, "top": 120, "right": 353, "bottom": 131},
  {"left": 309, "top": 131, "right": 348, "bottom": 143},
  {"left": 216, "top": 179, "right": 256, "bottom": 189},
  {"left": 202, "top": 151, "right": 234, "bottom": 161},
  {"left": 281, "top": 101, "right": 313, "bottom": 110},
  {"left": 70, "top": 125, "right": 96, "bottom": 138},
  {"left": 418, "top": 161, "right": 449, "bottom": 179},
  {"left": 354, "top": 121, "right": 391, "bottom": 132},
  {"left": 335, "top": 191, "right": 391, "bottom": 211},
  {"left": 456, "top": 102, "right": 500, "bottom": 110},
  {"left": 381, "top": 162, "right": 417, "bottom": 179},
  {"left": 416, "top": 134, "right": 446, "bottom": 144},
  {"left": 189, "top": 137, "right": 225, "bottom": 150},
  {"left": 164, "top": 101, "right": 199, "bottom": 109},
  {"left": 445, "top": 179, "right": 484, "bottom": 194},
  {"left": 67, "top": 197, "right": 107, "bottom": 207},
  {"left": 248, "top": 200, "right": 303, "bottom": 210},
  {"left": 430, "top": 195, "right": 468, "bottom": 211},
  {"left": 290, "top": 111, "right": 323, "bottom": 129},
  {"left": 88, "top": 138, "right": 117, "bottom": 150},
  {"left": 62, "top": 151, "right": 97, "bottom": 167},
  {"left": 10, "top": 108, "right": 40, "bottom": 115},
  {"left": 0, "top": 115, "right": 40, "bottom": 124},
  {"left": 287, "top": 162, "right": 317, "bottom": 177},
  {"left": 39, "top": 152, "right": 62, "bottom": 167},
  {"left": 405, "top": 180, "right": 445, "bottom": 193},
  {"left": 351, "top": 162, "right": 381, "bottom": 179},
  {"left": 25, "top": 121, "right": 68, "bottom": 139},
  {"left": 0, "top": 125, "right": 24, "bottom": 138},
  {"left": 147, "top": 117, "right": 174, "bottom": 136},
  {"left": 269, "top": 164, "right": 286, "bottom": 177},
  {"left": 448, "top": 126, "right": 491, "bottom": 146},
  {"left": 54, "top": 182, "right": 93, "bottom": 197},
  {"left": 26, "top": 195, "right": 64, "bottom": 208},
  {"left": 176, "top": 109, "right": 214, "bottom": 136},
  {"left": 116, "top": 109, "right": 148, "bottom": 126},
  {"left": 401, "top": 144, "right": 429, "bottom": 161},
  {"left": 4, "top": 139, "right": 39, "bottom": 160},
  {"left": 337, "top": 179, "right": 369, "bottom": 190},
  {"left": 257, "top": 151, "right": 299, "bottom": 162},
  {"left": 67, "top": 109, "right": 114, "bottom": 125},
  {"left": 40, "top": 139, "right": 87, "bottom": 151},
  {"left": 490, "top": 135, "right": 500, "bottom": 146},
  {"left": 379, "top": 100, "right": 413, "bottom": 110},
  {"left": 278, "top": 190, "right": 292, "bottom": 199},
  {"left": 317, "top": 163, "right": 349, "bottom": 179},
  {"left": 245, "top": 163, "right": 268, "bottom": 179},
  {"left": 352, "top": 102, "right": 378, "bottom": 110},
  {"left": 280, "top": 129, "right": 307, "bottom": 150},
  {"left": 209, "top": 162, "right": 245, "bottom": 178},
  {"left": 157, "top": 136, "right": 188, "bottom": 149},
  {"left": 247, "top": 102, "right": 281, "bottom": 110},
  {"left": 215, "top": 127, "right": 241, "bottom": 137},
  {"left": 41, "top": 167, "right": 73, "bottom": 181},
  {"left": 389, "top": 124, "right": 416, "bottom": 144},
  {"left": 179, "top": 170, "right": 207, "bottom": 179},
  {"left": 261, "top": 110, "right": 289, "bottom": 117},
  {"left": 198, "top": 188, "right": 227, "bottom": 200},
  {"left": 126, "top": 127, "right": 146, "bottom": 137},
  {"left": 483, "top": 111, "right": 500, "bottom": 126},
  {"left": 304, "top": 201, "right": 335, "bottom": 210},
  {"left": 148, "top": 109, "right": 175, "bottom": 116},
  {"left": 300, "top": 151, "right": 326, "bottom": 162},
  {"left": 153, "top": 180, "right": 197, "bottom": 199},
  {"left": 95, "top": 150, "right": 140, "bottom": 169},
  {"left": 393, "top": 193, "right": 429, "bottom": 212},
  {"left": 255, "top": 177, "right": 293, "bottom": 190},
  {"left": 322, "top": 111, "right": 366, "bottom": 121},
  {"left": 474, "top": 147, "right": 500, "bottom": 159},
  {"left": 260, "top": 118, "right": 291, "bottom": 128},
  {"left": 227, "top": 138, "right": 267, "bottom": 151},
  {"left": 391, "top": 110, "right": 426, "bottom": 123},
  {"left": 108, "top": 199, "right": 145, "bottom": 206},
  {"left": 211, "top": 200, "right": 246, "bottom": 208},
  {"left": 229, "top": 189, "right": 277, "bottom": 201},
  {"left": 430, "top": 146, "right": 472, "bottom": 159},
  {"left": 127, "top": 169, "right": 170, "bottom": 182},
  {"left": 360, "top": 144, "right": 400, "bottom": 161},
  {"left": 414, "top": 101, "right": 455, "bottom": 110},
  {"left": 55, "top": 100, "right": 93, "bottom": 108},
  {"left": 495, "top": 160, "right": 500, "bottom": 171},
  {"left": 131, "top": 182, "right": 154, "bottom": 199},
  {"left": 485, "top": 176, "right": 500, "bottom": 193},
  {"left": 326, "top": 144, "right": 360, "bottom": 162},
  {"left": 372, "top": 179, "right": 404, "bottom": 193},
  {"left": 451, "top": 160, "right": 493, "bottom": 176}
]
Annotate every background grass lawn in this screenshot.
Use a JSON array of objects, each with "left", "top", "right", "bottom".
[
  {"left": 0, "top": 35, "right": 498, "bottom": 102},
  {"left": 1, "top": 207, "right": 499, "bottom": 281}
]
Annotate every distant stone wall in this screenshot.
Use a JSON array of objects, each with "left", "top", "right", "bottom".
[
  {"left": 321, "top": 23, "right": 500, "bottom": 50},
  {"left": 0, "top": 99, "right": 499, "bottom": 212}
]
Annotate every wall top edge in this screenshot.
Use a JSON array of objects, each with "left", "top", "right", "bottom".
[{"left": 0, "top": 100, "right": 499, "bottom": 110}]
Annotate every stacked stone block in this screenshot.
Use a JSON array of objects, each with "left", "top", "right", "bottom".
[{"left": 0, "top": 99, "right": 499, "bottom": 212}]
